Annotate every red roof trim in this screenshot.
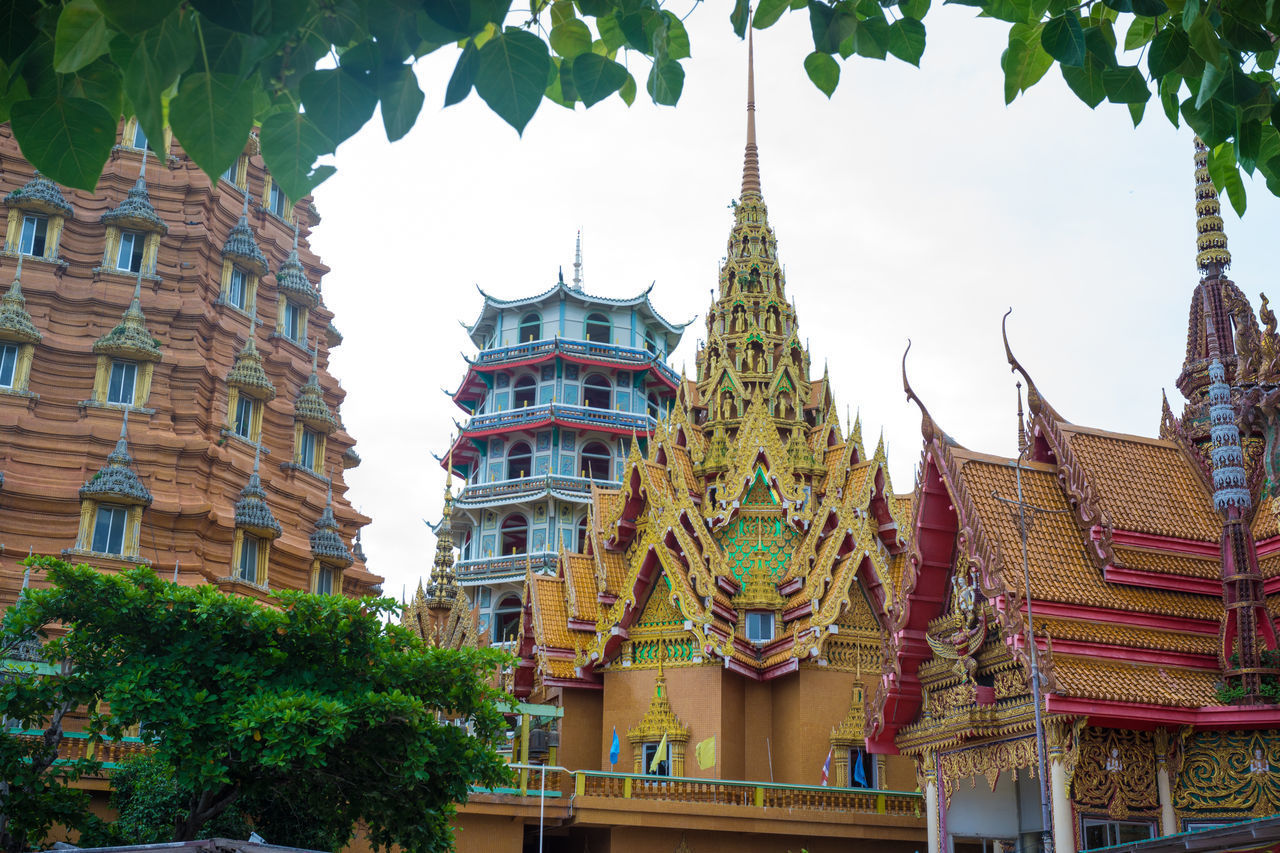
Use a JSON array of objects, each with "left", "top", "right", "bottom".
[
  {"left": 1102, "top": 564, "right": 1221, "bottom": 596},
  {"left": 1046, "top": 695, "right": 1280, "bottom": 729}
]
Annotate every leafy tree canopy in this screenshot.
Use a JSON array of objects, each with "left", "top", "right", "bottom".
[
  {"left": 0, "top": 0, "right": 1276, "bottom": 214},
  {"left": 1, "top": 557, "right": 511, "bottom": 853}
]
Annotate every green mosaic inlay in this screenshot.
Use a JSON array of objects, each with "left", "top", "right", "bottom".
[{"left": 715, "top": 514, "right": 798, "bottom": 582}]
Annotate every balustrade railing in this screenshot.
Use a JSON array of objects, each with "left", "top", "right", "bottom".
[
  {"left": 470, "top": 765, "right": 921, "bottom": 818},
  {"left": 456, "top": 552, "right": 559, "bottom": 579},
  {"left": 466, "top": 404, "right": 654, "bottom": 435},
  {"left": 473, "top": 339, "right": 679, "bottom": 385},
  {"left": 9, "top": 729, "right": 147, "bottom": 770},
  {"left": 455, "top": 474, "right": 607, "bottom": 505}
]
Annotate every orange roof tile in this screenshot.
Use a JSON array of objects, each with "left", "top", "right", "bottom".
[
  {"left": 531, "top": 574, "right": 572, "bottom": 651},
  {"left": 1060, "top": 426, "right": 1218, "bottom": 541},
  {"left": 564, "top": 553, "right": 598, "bottom": 623},
  {"left": 1051, "top": 655, "right": 1218, "bottom": 707},
  {"left": 957, "top": 456, "right": 1223, "bottom": 621},
  {"left": 1252, "top": 497, "right": 1280, "bottom": 541},
  {"left": 1040, "top": 617, "right": 1218, "bottom": 656}
]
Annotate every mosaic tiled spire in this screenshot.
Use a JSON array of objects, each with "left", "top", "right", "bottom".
[
  {"left": 100, "top": 153, "right": 167, "bottom": 234},
  {"left": 223, "top": 190, "right": 268, "bottom": 275},
  {"left": 234, "top": 443, "right": 282, "bottom": 538},
  {"left": 294, "top": 343, "right": 337, "bottom": 427},
  {"left": 0, "top": 255, "right": 40, "bottom": 343},
  {"left": 4, "top": 171, "right": 72, "bottom": 218},
  {"left": 80, "top": 412, "right": 152, "bottom": 505},
  {"left": 310, "top": 478, "right": 352, "bottom": 567},
  {"left": 276, "top": 224, "right": 319, "bottom": 308},
  {"left": 93, "top": 270, "right": 161, "bottom": 359},
  {"left": 426, "top": 461, "right": 459, "bottom": 604},
  {"left": 1194, "top": 137, "right": 1231, "bottom": 276}
]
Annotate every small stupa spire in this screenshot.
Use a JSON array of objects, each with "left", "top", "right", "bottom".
[
  {"left": 572, "top": 230, "right": 584, "bottom": 291},
  {"left": 1194, "top": 137, "right": 1231, "bottom": 276},
  {"left": 741, "top": 26, "right": 761, "bottom": 199}
]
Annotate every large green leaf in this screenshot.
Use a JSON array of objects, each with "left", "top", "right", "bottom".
[
  {"left": 54, "top": 0, "right": 113, "bottom": 74},
  {"left": 1042, "top": 14, "right": 1085, "bottom": 66},
  {"left": 618, "top": 71, "right": 637, "bottom": 106},
  {"left": 1131, "top": 0, "right": 1168, "bottom": 14},
  {"left": 444, "top": 44, "right": 479, "bottom": 107},
  {"left": 1123, "top": 16, "right": 1156, "bottom": 50},
  {"left": 0, "top": 0, "right": 40, "bottom": 66},
  {"left": 809, "top": 1, "right": 857, "bottom": 53},
  {"left": 300, "top": 68, "right": 377, "bottom": 146},
  {"left": 1207, "top": 142, "right": 1246, "bottom": 214},
  {"left": 169, "top": 72, "right": 255, "bottom": 183},
  {"left": 93, "top": 0, "right": 181, "bottom": 35},
  {"left": 377, "top": 62, "right": 424, "bottom": 141},
  {"left": 122, "top": 11, "right": 193, "bottom": 150},
  {"left": 1187, "top": 15, "right": 1225, "bottom": 68},
  {"left": 1147, "top": 26, "right": 1189, "bottom": 76},
  {"left": 1103, "top": 65, "right": 1150, "bottom": 102},
  {"left": 731, "top": 0, "right": 751, "bottom": 36},
  {"left": 755, "top": 0, "right": 792, "bottom": 29},
  {"left": 1002, "top": 22, "right": 1052, "bottom": 103},
  {"left": 259, "top": 111, "right": 336, "bottom": 202},
  {"left": 58, "top": 55, "right": 124, "bottom": 119},
  {"left": 10, "top": 95, "right": 115, "bottom": 191},
  {"left": 1180, "top": 94, "right": 1235, "bottom": 146},
  {"left": 189, "top": 0, "right": 312, "bottom": 37},
  {"left": 646, "top": 58, "right": 684, "bottom": 105},
  {"left": 570, "top": 53, "right": 627, "bottom": 107},
  {"left": 475, "top": 28, "right": 551, "bottom": 134},
  {"left": 854, "top": 17, "right": 890, "bottom": 59},
  {"left": 661, "top": 12, "right": 691, "bottom": 60},
  {"left": 550, "top": 19, "right": 592, "bottom": 59},
  {"left": 424, "top": 0, "right": 513, "bottom": 37},
  {"left": 804, "top": 51, "right": 840, "bottom": 96},
  {"left": 1061, "top": 54, "right": 1107, "bottom": 106},
  {"left": 887, "top": 18, "right": 926, "bottom": 65}
]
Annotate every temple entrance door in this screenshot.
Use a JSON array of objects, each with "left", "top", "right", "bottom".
[{"left": 945, "top": 768, "right": 1045, "bottom": 852}]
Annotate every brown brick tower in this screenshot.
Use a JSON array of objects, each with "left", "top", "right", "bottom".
[{"left": 0, "top": 122, "right": 379, "bottom": 605}]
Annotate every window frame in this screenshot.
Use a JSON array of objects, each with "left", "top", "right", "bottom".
[
  {"left": 282, "top": 300, "right": 306, "bottom": 343},
  {"left": 91, "top": 505, "right": 128, "bottom": 554},
  {"left": 494, "top": 594, "right": 523, "bottom": 643},
  {"left": 506, "top": 441, "right": 532, "bottom": 480},
  {"left": 267, "top": 182, "right": 288, "bottom": 218},
  {"left": 745, "top": 611, "right": 774, "bottom": 644},
  {"left": 115, "top": 230, "right": 145, "bottom": 273},
  {"left": 19, "top": 214, "right": 48, "bottom": 257},
  {"left": 0, "top": 343, "right": 17, "bottom": 389},
  {"left": 519, "top": 312, "right": 541, "bottom": 343},
  {"left": 314, "top": 564, "right": 335, "bottom": 595},
  {"left": 298, "top": 427, "right": 318, "bottom": 469},
  {"left": 582, "top": 374, "right": 612, "bottom": 409},
  {"left": 238, "top": 533, "right": 260, "bottom": 584},
  {"left": 500, "top": 513, "right": 528, "bottom": 555},
  {"left": 642, "top": 742, "right": 671, "bottom": 777},
  {"left": 584, "top": 312, "right": 611, "bottom": 343},
  {"left": 1081, "top": 818, "right": 1155, "bottom": 850},
  {"left": 233, "top": 394, "right": 257, "bottom": 440},
  {"left": 580, "top": 441, "right": 612, "bottom": 480},
  {"left": 227, "top": 266, "right": 248, "bottom": 310},
  {"left": 106, "top": 360, "right": 138, "bottom": 406}
]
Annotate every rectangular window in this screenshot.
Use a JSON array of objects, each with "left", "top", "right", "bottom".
[
  {"left": 642, "top": 742, "right": 670, "bottom": 777},
  {"left": 238, "top": 534, "right": 260, "bottom": 584},
  {"left": 116, "top": 231, "right": 144, "bottom": 272},
  {"left": 1082, "top": 819, "right": 1155, "bottom": 849},
  {"left": 283, "top": 301, "right": 304, "bottom": 342},
  {"left": 227, "top": 267, "right": 247, "bottom": 310},
  {"left": 0, "top": 344, "right": 16, "bottom": 388},
  {"left": 233, "top": 395, "right": 256, "bottom": 439},
  {"left": 221, "top": 160, "right": 238, "bottom": 184},
  {"left": 268, "top": 183, "right": 287, "bottom": 217},
  {"left": 91, "top": 505, "right": 127, "bottom": 554},
  {"left": 106, "top": 361, "right": 137, "bottom": 405},
  {"left": 848, "top": 748, "right": 876, "bottom": 789},
  {"left": 745, "top": 611, "right": 774, "bottom": 644},
  {"left": 129, "top": 121, "right": 147, "bottom": 149},
  {"left": 298, "top": 428, "right": 317, "bottom": 469},
  {"left": 314, "top": 566, "right": 334, "bottom": 595},
  {"left": 19, "top": 215, "right": 48, "bottom": 257}
]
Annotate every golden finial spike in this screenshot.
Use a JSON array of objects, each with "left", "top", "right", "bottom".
[
  {"left": 1193, "top": 137, "right": 1231, "bottom": 275},
  {"left": 1016, "top": 380, "right": 1026, "bottom": 453},
  {"left": 741, "top": 25, "right": 761, "bottom": 199}
]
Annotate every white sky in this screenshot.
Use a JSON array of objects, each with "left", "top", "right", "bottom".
[{"left": 310, "top": 6, "right": 1280, "bottom": 600}]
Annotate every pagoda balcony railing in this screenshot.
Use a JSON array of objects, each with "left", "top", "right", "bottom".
[
  {"left": 473, "top": 338, "right": 679, "bottom": 385},
  {"left": 454, "top": 474, "right": 613, "bottom": 506},
  {"left": 465, "top": 403, "right": 654, "bottom": 436},
  {"left": 8, "top": 728, "right": 148, "bottom": 772},
  {"left": 456, "top": 551, "right": 559, "bottom": 580},
  {"left": 470, "top": 765, "right": 922, "bottom": 819}
]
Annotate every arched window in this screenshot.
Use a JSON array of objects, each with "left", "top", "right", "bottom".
[
  {"left": 520, "top": 313, "right": 541, "bottom": 342},
  {"left": 513, "top": 375, "right": 537, "bottom": 408},
  {"left": 585, "top": 313, "right": 611, "bottom": 343},
  {"left": 581, "top": 441, "right": 611, "bottom": 480},
  {"left": 647, "top": 392, "right": 660, "bottom": 418},
  {"left": 577, "top": 516, "right": 589, "bottom": 551},
  {"left": 583, "top": 374, "right": 611, "bottom": 409},
  {"left": 495, "top": 595, "right": 523, "bottom": 642},
  {"left": 500, "top": 514, "right": 528, "bottom": 555},
  {"left": 507, "top": 441, "right": 532, "bottom": 479},
  {"left": 644, "top": 328, "right": 657, "bottom": 354}
]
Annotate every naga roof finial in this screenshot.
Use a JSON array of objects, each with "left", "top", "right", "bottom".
[
  {"left": 902, "top": 340, "right": 956, "bottom": 446},
  {"left": 1002, "top": 307, "right": 1065, "bottom": 424},
  {"left": 1193, "top": 137, "right": 1231, "bottom": 276},
  {"left": 741, "top": 24, "right": 761, "bottom": 199}
]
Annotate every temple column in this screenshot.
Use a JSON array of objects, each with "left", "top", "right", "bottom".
[
  {"left": 922, "top": 755, "right": 941, "bottom": 853},
  {"left": 1155, "top": 728, "right": 1177, "bottom": 836},
  {"left": 1048, "top": 721, "right": 1078, "bottom": 853}
]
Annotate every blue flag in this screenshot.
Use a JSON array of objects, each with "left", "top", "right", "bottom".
[
  {"left": 853, "top": 750, "right": 868, "bottom": 787},
  {"left": 609, "top": 727, "right": 620, "bottom": 765}
]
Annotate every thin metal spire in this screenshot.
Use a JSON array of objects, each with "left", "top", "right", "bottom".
[
  {"left": 1016, "top": 380, "right": 1026, "bottom": 453},
  {"left": 741, "top": 25, "right": 761, "bottom": 198},
  {"left": 572, "top": 230, "right": 583, "bottom": 290}
]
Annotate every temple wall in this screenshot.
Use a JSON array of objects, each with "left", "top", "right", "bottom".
[
  {"left": 770, "top": 667, "right": 853, "bottom": 785},
  {"left": 557, "top": 688, "right": 603, "bottom": 771}
]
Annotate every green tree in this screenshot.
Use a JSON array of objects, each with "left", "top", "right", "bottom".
[
  {"left": 1, "top": 557, "right": 511, "bottom": 853},
  {"left": 1, "top": 0, "right": 1275, "bottom": 215}
]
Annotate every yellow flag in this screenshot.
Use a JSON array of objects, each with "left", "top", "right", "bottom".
[
  {"left": 695, "top": 736, "right": 716, "bottom": 770},
  {"left": 650, "top": 732, "right": 669, "bottom": 773}
]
